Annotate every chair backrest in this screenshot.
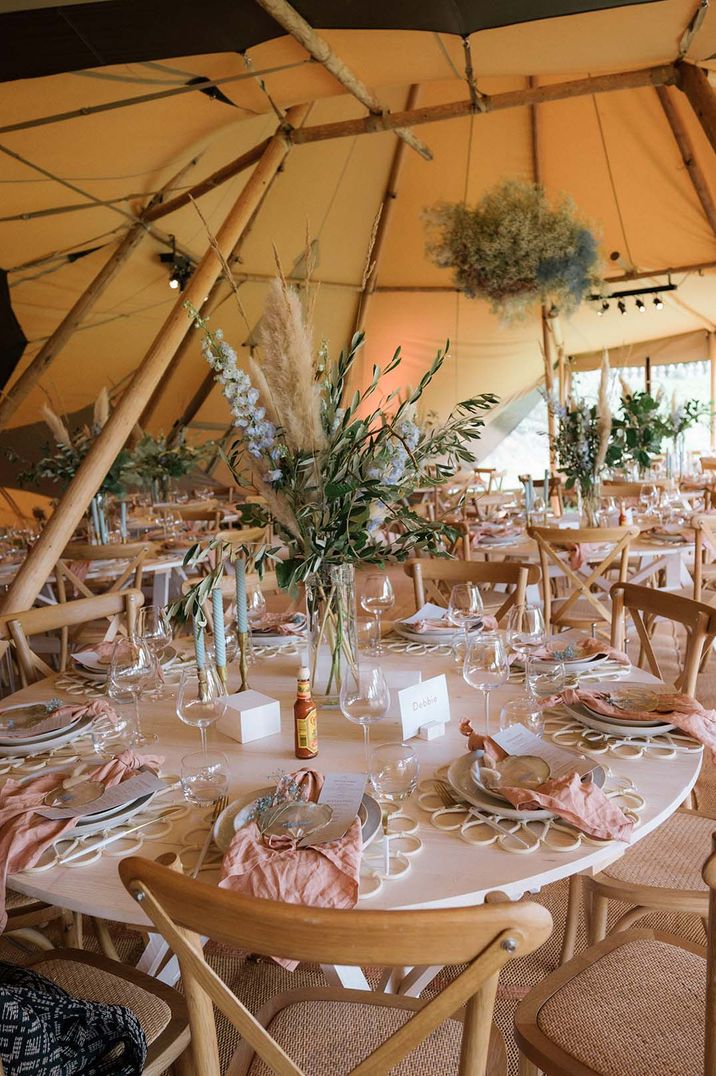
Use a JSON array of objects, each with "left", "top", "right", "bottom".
[
  {"left": 176, "top": 505, "right": 223, "bottom": 524},
  {"left": 0, "top": 589, "right": 144, "bottom": 685},
  {"left": 610, "top": 582, "right": 716, "bottom": 694},
  {"left": 120, "top": 854, "right": 552, "bottom": 1076},
  {"left": 528, "top": 526, "right": 638, "bottom": 634},
  {"left": 404, "top": 558, "right": 540, "bottom": 623},
  {"left": 701, "top": 457, "right": 716, "bottom": 473},
  {"left": 602, "top": 481, "right": 667, "bottom": 501},
  {"left": 58, "top": 541, "right": 156, "bottom": 598},
  {"left": 692, "top": 514, "right": 716, "bottom": 602}
]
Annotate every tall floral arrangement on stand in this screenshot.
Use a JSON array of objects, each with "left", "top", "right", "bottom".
[
  {"left": 425, "top": 179, "right": 601, "bottom": 320},
  {"left": 551, "top": 352, "right": 611, "bottom": 526},
  {"left": 173, "top": 278, "right": 497, "bottom": 702}
]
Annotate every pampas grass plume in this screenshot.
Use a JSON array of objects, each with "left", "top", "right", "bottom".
[
  {"left": 595, "top": 350, "right": 612, "bottom": 474},
  {"left": 93, "top": 387, "right": 110, "bottom": 430},
  {"left": 41, "top": 403, "right": 71, "bottom": 446}
]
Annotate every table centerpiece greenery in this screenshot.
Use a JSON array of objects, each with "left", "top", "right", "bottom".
[{"left": 550, "top": 353, "right": 611, "bottom": 526}]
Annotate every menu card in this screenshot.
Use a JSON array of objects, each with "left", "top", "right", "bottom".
[
  {"left": 299, "top": 772, "right": 367, "bottom": 847},
  {"left": 37, "top": 769, "right": 165, "bottom": 820},
  {"left": 492, "top": 724, "right": 596, "bottom": 781},
  {"left": 401, "top": 602, "right": 451, "bottom": 626}
]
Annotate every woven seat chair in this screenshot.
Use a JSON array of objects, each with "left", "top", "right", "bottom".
[
  {"left": 404, "top": 559, "right": 540, "bottom": 623},
  {"left": 528, "top": 526, "right": 638, "bottom": 636},
  {"left": 12, "top": 948, "right": 190, "bottom": 1075},
  {"left": 515, "top": 834, "right": 716, "bottom": 1076},
  {"left": 119, "top": 852, "right": 552, "bottom": 1076}
]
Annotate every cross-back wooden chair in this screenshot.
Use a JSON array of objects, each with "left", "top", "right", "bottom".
[
  {"left": 0, "top": 590, "right": 144, "bottom": 686},
  {"left": 692, "top": 513, "right": 716, "bottom": 603},
  {"left": 120, "top": 852, "right": 552, "bottom": 1076},
  {"left": 516, "top": 833, "right": 716, "bottom": 1076},
  {"left": 601, "top": 479, "right": 667, "bottom": 501},
  {"left": 610, "top": 581, "right": 716, "bottom": 695},
  {"left": 528, "top": 526, "right": 639, "bottom": 636},
  {"left": 175, "top": 505, "right": 224, "bottom": 532},
  {"left": 404, "top": 559, "right": 540, "bottom": 624},
  {"left": 701, "top": 457, "right": 716, "bottom": 473}
]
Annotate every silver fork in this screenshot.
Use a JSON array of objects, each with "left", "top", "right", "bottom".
[
  {"left": 191, "top": 794, "right": 229, "bottom": 878},
  {"left": 433, "top": 780, "right": 531, "bottom": 849}
]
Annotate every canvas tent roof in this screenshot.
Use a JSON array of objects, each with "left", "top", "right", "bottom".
[{"left": 0, "top": 0, "right": 714, "bottom": 498}]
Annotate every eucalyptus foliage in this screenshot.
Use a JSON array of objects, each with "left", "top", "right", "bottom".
[
  {"left": 606, "top": 391, "right": 665, "bottom": 473},
  {"left": 122, "top": 431, "right": 214, "bottom": 489},
  {"left": 18, "top": 429, "right": 131, "bottom": 495}
]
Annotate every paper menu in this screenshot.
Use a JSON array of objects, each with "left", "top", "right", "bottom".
[
  {"left": 37, "top": 769, "right": 165, "bottom": 820},
  {"left": 304, "top": 772, "right": 367, "bottom": 846},
  {"left": 492, "top": 724, "right": 595, "bottom": 781},
  {"left": 401, "top": 602, "right": 450, "bottom": 625}
]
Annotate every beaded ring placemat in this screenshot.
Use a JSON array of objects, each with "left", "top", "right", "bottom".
[{"left": 543, "top": 710, "right": 703, "bottom": 760}]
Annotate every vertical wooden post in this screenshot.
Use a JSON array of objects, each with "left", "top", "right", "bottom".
[
  {"left": 676, "top": 62, "right": 716, "bottom": 157},
  {"left": 1, "top": 105, "right": 310, "bottom": 616},
  {"left": 541, "top": 309, "right": 557, "bottom": 469},
  {"left": 710, "top": 331, "right": 716, "bottom": 450},
  {"left": 645, "top": 355, "right": 652, "bottom": 395},
  {"left": 0, "top": 159, "right": 200, "bottom": 430}
]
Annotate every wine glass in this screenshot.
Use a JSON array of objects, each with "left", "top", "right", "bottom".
[
  {"left": 339, "top": 662, "right": 390, "bottom": 773},
  {"left": 360, "top": 575, "right": 395, "bottom": 654},
  {"left": 176, "top": 665, "right": 227, "bottom": 756},
  {"left": 463, "top": 633, "right": 509, "bottom": 736},
  {"left": 108, "top": 636, "right": 156, "bottom": 746},
  {"left": 447, "top": 582, "right": 484, "bottom": 640},
  {"left": 247, "top": 586, "right": 267, "bottom": 629},
  {"left": 639, "top": 484, "right": 659, "bottom": 516},
  {"left": 139, "top": 605, "right": 172, "bottom": 695},
  {"left": 506, "top": 604, "right": 546, "bottom": 663}
]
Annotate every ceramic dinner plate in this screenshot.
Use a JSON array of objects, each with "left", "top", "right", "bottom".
[
  {"left": 213, "top": 787, "right": 382, "bottom": 852},
  {"left": 393, "top": 623, "right": 460, "bottom": 644},
  {"left": 561, "top": 685, "right": 676, "bottom": 738},
  {"left": 447, "top": 750, "right": 606, "bottom": 821},
  {"left": 0, "top": 714, "right": 94, "bottom": 757},
  {"left": 75, "top": 792, "right": 155, "bottom": 835},
  {"left": 72, "top": 645, "right": 177, "bottom": 676},
  {"left": 0, "top": 702, "right": 80, "bottom": 742}
]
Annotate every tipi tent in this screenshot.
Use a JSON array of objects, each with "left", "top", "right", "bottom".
[{"left": 1, "top": 0, "right": 715, "bottom": 610}]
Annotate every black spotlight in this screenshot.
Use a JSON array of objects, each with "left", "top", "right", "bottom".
[
  {"left": 653, "top": 294, "right": 664, "bottom": 309},
  {"left": 618, "top": 300, "right": 627, "bottom": 315},
  {"left": 635, "top": 298, "right": 646, "bottom": 312},
  {"left": 159, "top": 236, "right": 194, "bottom": 293}
]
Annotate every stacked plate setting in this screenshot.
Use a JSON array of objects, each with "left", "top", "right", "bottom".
[
  {"left": 561, "top": 682, "right": 676, "bottom": 738},
  {"left": 0, "top": 702, "right": 92, "bottom": 758}
]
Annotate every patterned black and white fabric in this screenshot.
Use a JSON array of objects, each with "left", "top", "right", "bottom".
[{"left": 0, "top": 962, "right": 147, "bottom": 1075}]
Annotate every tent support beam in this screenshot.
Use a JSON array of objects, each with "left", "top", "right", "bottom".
[
  {"left": 656, "top": 85, "right": 716, "bottom": 237},
  {"left": 253, "top": 0, "right": 432, "bottom": 160},
  {"left": 0, "top": 156, "right": 201, "bottom": 431},
  {"left": 352, "top": 84, "right": 420, "bottom": 342},
  {"left": 0, "top": 103, "right": 310, "bottom": 617},
  {"left": 676, "top": 61, "right": 716, "bottom": 156},
  {"left": 710, "top": 331, "right": 716, "bottom": 450},
  {"left": 291, "top": 63, "right": 678, "bottom": 146}
]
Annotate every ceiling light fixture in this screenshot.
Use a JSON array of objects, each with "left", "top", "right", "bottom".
[
  {"left": 618, "top": 300, "right": 627, "bottom": 315},
  {"left": 635, "top": 298, "right": 646, "bottom": 312}
]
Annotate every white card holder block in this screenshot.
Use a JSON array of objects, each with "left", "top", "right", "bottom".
[{"left": 217, "top": 689, "right": 281, "bottom": 744}]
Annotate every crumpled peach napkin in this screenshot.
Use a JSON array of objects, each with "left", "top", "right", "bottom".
[
  {"left": 74, "top": 640, "right": 117, "bottom": 665},
  {"left": 0, "top": 749, "right": 164, "bottom": 930},
  {"left": 1, "top": 697, "right": 118, "bottom": 741},
  {"left": 459, "top": 721, "right": 634, "bottom": 842},
  {"left": 562, "top": 687, "right": 716, "bottom": 759},
  {"left": 220, "top": 770, "right": 362, "bottom": 970},
  {"left": 529, "top": 637, "right": 630, "bottom": 666},
  {"left": 251, "top": 612, "right": 307, "bottom": 636}
]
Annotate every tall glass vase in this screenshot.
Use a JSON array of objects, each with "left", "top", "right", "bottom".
[
  {"left": 305, "top": 564, "right": 359, "bottom": 706},
  {"left": 579, "top": 480, "right": 601, "bottom": 528}
]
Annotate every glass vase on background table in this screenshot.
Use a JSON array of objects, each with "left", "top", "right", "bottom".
[
  {"left": 463, "top": 633, "right": 509, "bottom": 736},
  {"left": 360, "top": 573, "right": 395, "bottom": 655},
  {"left": 339, "top": 661, "right": 390, "bottom": 774},
  {"left": 108, "top": 636, "right": 157, "bottom": 746},
  {"left": 176, "top": 665, "right": 227, "bottom": 756}
]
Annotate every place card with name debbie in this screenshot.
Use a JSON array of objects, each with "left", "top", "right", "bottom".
[{"left": 398, "top": 674, "right": 451, "bottom": 739}]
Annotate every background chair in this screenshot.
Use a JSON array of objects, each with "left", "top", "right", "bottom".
[
  {"left": 404, "top": 559, "right": 539, "bottom": 624},
  {"left": 528, "top": 525, "right": 638, "bottom": 636},
  {"left": 120, "top": 852, "right": 552, "bottom": 1076},
  {"left": 0, "top": 589, "right": 144, "bottom": 686},
  {"left": 515, "top": 834, "right": 716, "bottom": 1076}
]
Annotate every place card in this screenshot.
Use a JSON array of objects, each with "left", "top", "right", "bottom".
[
  {"left": 398, "top": 674, "right": 450, "bottom": 739},
  {"left": 401, "top": 602, "right": 451, "bottom": 625},
  {"left": 302, "top": 772, "right": 367, "bottom": 846},
  {"left": 492, "top": 724, "right": 595, "bottom": 781},
  {"left": 37, "top": 769, "right": 165, "bottom": 820}
]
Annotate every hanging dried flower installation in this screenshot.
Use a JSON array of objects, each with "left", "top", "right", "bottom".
[{"left": 425, "top": 178, "right": 601, "bottom": 319}]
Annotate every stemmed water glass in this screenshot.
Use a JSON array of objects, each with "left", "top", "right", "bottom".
[
  {"left": 463, "top": 633, "right": 510, "bottom": 736},
  {"left": 360, "top": 575, "right": 395, "bottom": 654},
  {"left": 247, "top": 586, "right": 267, "bottom": 629},
  {"left": 107, "top": 636, "right": 156, "bottom": 746},
  {"left": 176, "top": 665, "right": 226, "bottom": 756},
  {"left": 447, "top": 582, "right": 484, "bottom": 645},
  {"left": 139, "top": 605, "right": 172, "bottom": 696},
  {"left": 339, "top": 662, "right": 390, "bottom": 773},
  {"left": 506, "top": 604, "right": 546, "bottom": 663}
]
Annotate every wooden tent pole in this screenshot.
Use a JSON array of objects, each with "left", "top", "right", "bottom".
[
  {"left": 1, "top": 104, "right": 310, "bottom": 616},
  {"left": 710, "top": 331, "right": 716, "bottom": 450},
  {"left": 542, "top": 310, "right": 557, "bottom": 470},
  {"left": 254, "top": 0, "right": 432, "bottom": 160},
  {"left": 656, "top": 85, "right": 716, "bottom": 237},
  {"left": 677, "top": 62, "right": 716, "bottom": 156},
  {"left": 290, "top": 64, "right": 677, "bottom": 147},
  {"left": 0, "top": 157, "right": 201, "bottom": 431},
  {"left": 353, "top": 84, "right": 420, "bottom": 340}
]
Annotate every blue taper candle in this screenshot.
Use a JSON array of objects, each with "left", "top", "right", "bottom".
[
  {"left": 120, "top": 500, "right": 128, "bottom": 541},
  {"left": 193, "top": 617, "right": 206, "bottom": 671},
  {"left": 90, "top": 497, "right": 100, "bottom": 543},
  {"left": 235, "top": 560, "right": 248, "bottom": 633},
  {"left": 212, "top": 586, "right": 226, "bottom": 670}
]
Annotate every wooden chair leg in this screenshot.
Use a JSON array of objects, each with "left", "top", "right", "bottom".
[
  {"left": 61, "top": 909, "right": 83, "bottom": 948},
  {"left": 589, "top": 892, "right": 609, "bottom": 945},
  {"left": 559, "top": 874, "right": 581, "bottom": 964},
  {"left": 91, "top": 917, "right": 121, "bottom": 962},
  {"left": 4, "top": 927, "right": 55, "bottom": 951}
]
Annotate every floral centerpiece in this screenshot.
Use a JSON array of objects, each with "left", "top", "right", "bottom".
[
  {"left": 425, "top": 179, "right": 601, "bottom": 319},
  {"left": 123, "top": 431, "right": 213, "bottom": 502},
  {"left": 550, "top": 353, "right": 611, "bottom": 526},
  {"left": 661, "top": 393, "right": 711, "bottom": 477},
  {"left": 176, "top": 278, "right": 497, "bottom": 701},
  {"left": 606, "top": 381, "right": 664, "bottom": 478}
]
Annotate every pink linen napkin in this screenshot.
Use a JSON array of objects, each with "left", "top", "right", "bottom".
[
  {"left": 459, "top": 722, "right": 634, "bottom": 841},
  {"left": 1, "top": 697, "right": 118, "bottom": 741},
  {"left": 220, "top": 770, "right": 362, "bottom": 970},
  {"left": 567, "top": 543, "right": 611, "bottom": 571},
  {"left": 0, "top": 749, "right": 164, "bottom": 930},
  {"left": 74, "top": 641, "right": 117, "bottom": 665},
  {"left": 251, "top": 612, "right": 307, "bottom": 636},
  {"left": 562, "top": 688, "right": 716, "bottom": 760},
  {"left": 408, "top": 614, "right": 499, "bottom": 634},
  {"left": 529, "top": 637, "right": 630, "bottom": 666}
]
